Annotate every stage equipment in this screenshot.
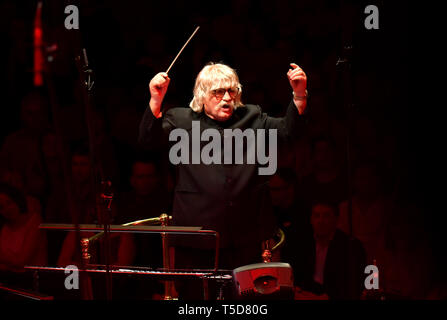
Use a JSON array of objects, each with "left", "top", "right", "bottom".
[
  {"left": 0, "top": 283, "right": 53, "bottom": 300},
  {"left": 34, "top": 223, "right": 224, "bottom": 299},
  {"left": 232, "top": 229, "right": 294, "bottom": 299},
  {"left": 84, "top": 213, "right": 176, "bottom": 299}
]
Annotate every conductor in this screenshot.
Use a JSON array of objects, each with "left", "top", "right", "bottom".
[{"left": 139, "top": 61, "right": 308, "bottom": 280}]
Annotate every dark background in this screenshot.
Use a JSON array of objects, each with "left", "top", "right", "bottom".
[{"left": 1, "top": 0, "right": 442, "bottom": 292}]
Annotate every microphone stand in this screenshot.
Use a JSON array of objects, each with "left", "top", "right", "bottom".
[
  {"left": 75, "top": 49, "right": 113, "bottom": 300},
  {"left": 44, "top": 55, "right": 94, "bottom": 300},
  {"left": 336, "top": 0, "right": 357, "bottom": 299},
  {"left": 38, "top": 3, "right": 93, "bottom": 300},
  {"left": 336, "top": 44, "right": 354, "bottom": 239}
]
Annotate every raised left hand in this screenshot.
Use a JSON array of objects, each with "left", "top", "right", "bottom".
[{"left": 287, "top": 63, "right": 307, "bottom": 95}]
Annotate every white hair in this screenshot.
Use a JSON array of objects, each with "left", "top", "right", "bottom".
[{"left": 189, "top": 62, "right": 243, "bottom": 112}]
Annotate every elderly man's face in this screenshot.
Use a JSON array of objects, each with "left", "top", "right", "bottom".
[{"left": 203, "top": 87, "right": 238, "bottom": 122}]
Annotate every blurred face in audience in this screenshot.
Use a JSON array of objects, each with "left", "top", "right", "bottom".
[
  {"left": 269, "top": 174, "right": 294, "bottom": 208},
  {"left": 130, "top": 162, "right": 158, "bottom": 196},
  {"left": 42, "top": 133, "right": 61, "bottom": 177},
  {"left": 353, "top": 165, "right": 380, "bottom": 200},
  {"left": 71, "top": 155, "right": 91, "bottom": 185},
  {"left": 0, "top": 193, "right": 22, "bottom": 223},
  {"left": 313, "top": 140, "right": 335, "bottom": 171},
  {"left": 20, "top": 96, "right": 49, "bottom": 133},
  {"left": 0, "top": 170, "right": 25, "bottom": 191},
  {"left": 311, "top": 204, "right": 337, "bottom": 239}
]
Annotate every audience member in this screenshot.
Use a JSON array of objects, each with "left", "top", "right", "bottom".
[
  {"left": 115, "top": 156, "right": 172, "bottom": 225},
  {"left": 0, "top": 183, "right": 47, "bottom": 289},
  {"left": 297, "top": 135, "right": 348, "bottom": 210},
  {"left": 115, "top": 156, "right": 172, "bottom": 264},
  {"left": 113, "top": 155, "right": 172, "bottom": 298},
  {"left": 45, "top": 142, "right": 95, "bottom": 223},
  {"left": 39, "top": 131, "right": 64, "bottom": 210},
  {"left": 51, "top": 143, "right": 135, "bottom": 268},
  {"left": 269, "top": 168, "right": 312, "bottom": 240},
  {"left": 0, "top": 89, "right": 51, "bottom": 199},
  {"left": 0, "top": 169, "right": 43, "bottom": 219},
  {"left": 337, "top": 160, "right": 391, "bottom": 265},
  {"left": 282, "top": 201, "right": 366, "bottom": 300},
  {"left": 291, "top": 137, "right": 313, "bottom": 180}
]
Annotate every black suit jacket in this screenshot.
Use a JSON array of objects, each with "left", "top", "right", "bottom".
[
  {"left": 283, "top": 229, "right": 367, "bottom": 299},
  {"left": 139, "top": 102, "right": 308, "bottom": 251}
]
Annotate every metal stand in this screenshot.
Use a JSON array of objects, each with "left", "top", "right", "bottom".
[
  {"left": 336, "top": 0, "right": 366, "bottom": 299},
  {"left": 160, "top": 214, "right": 177, "bottom": 300},
  {"left": 75, "top": 49, "right": 113, "bottom": 300},
  {"left": 43, "top": 41, "right": 93, "bottom": 302},
  {"left": 37, "top": 221, "right": 222, "bottom": 299}
]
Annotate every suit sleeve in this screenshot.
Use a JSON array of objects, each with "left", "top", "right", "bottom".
[
  {"left": 138, "top": 106, "right": 176, "bottom": 149},
  {"left": 260, "top": 100, "right": 309, "bottom": 142}
]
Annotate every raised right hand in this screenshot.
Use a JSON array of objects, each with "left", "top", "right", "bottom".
[{"left": 149, "top": 72, "right": 170, "bottom": 117}]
